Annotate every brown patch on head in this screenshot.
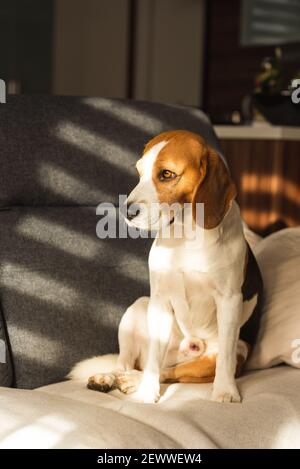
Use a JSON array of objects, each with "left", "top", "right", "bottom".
[
  {"left": 141, "top": 130, "right": 236, "bottom": 229},
  {"left": 151, "top": 131, "right": 208, "bottom": 207},
  {"left": 143, "top": 130, "right": 191, "bottom": 155}
]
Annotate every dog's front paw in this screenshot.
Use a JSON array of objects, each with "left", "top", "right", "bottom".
[
  {"left": 135, "top": 375, "right": 160, "bottom": 404},
  {"left": 211, "top": 382, "right": 241, "bottom": 403},
  {"left": 87, "top": 373, "right": 116, "bottom": 393},
  {"left": 115, "top": 370, "right": 142, "bottom": 394}
]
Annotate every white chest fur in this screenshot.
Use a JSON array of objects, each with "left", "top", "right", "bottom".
[
  {"left": 148, "top": 202, "right": 246, "bottom": 342},
  {"left": 149, "top": 203, "right": 245, "bottom": 284}
]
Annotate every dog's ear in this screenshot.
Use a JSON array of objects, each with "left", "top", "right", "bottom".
[{"left": 193, "top": 145, "right": 236, "bottom": 229}]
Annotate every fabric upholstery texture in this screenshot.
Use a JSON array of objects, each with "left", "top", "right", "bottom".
[
  {"left": 0, "top": 95, "right": 222, "bottom": 207},
  {"left": 0, "top": 95, "right": 221, "bottom": 388},
  {"left": 1, "top": 366, "right": 300, "bottom": 449},
  {"left": 0, "top": 207, "right": 150, "bottom": 388}
]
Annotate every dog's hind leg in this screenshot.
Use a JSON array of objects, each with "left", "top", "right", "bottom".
[
  {"left": 161, "top": 339, "right": 250, "bottom": 384},
  {"left": 117, "top": 296, "right": 149, "bottom": 371},
  {"left": 88, "top": 297, "right": 149, "bottom": 394},
  {"left": 161, "top": 354, "right": 217, "bottom": 384}
]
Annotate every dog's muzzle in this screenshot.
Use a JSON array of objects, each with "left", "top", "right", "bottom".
[{"left": 126, "top": 203, "right": 141, "bottom": 222}]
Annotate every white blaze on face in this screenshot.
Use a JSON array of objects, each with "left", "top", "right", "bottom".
[{"left": 126, "top": 140, "right": 168, "bottom": 230}]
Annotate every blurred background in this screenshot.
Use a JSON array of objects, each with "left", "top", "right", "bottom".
[
  {"left": 1, "top": 0, "right": 299, "bottom": 116},
  {"left": 1, "top": 0, "right": 300, "bottom": 231}
]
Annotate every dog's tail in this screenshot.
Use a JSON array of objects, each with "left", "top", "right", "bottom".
[{"left": 67, "top": 354, "right": 119, "bottom": 381}]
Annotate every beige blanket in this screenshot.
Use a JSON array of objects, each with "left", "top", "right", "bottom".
[{"left": 0, "top": 366, "right": 299, "bottom": 448}]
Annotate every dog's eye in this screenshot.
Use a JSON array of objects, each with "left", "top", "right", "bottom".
[{"left": 159, "top": 169, "right": 177, "bottom": 181}]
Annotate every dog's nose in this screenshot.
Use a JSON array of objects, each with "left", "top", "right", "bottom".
[{"left": 127, "top": 203, "right": 140, "bottom": 221}]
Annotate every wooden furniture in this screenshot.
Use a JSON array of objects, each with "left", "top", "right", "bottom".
[{"left": 214, "top": 124, "right": 300, "bottom": 233}]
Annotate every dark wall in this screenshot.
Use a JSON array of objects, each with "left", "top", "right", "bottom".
[
  {"left": 203, "top": 0, "right": 300, "bottom": 120},
  {"left": 0, "top": 0, "right": 53, "bottom": 93}
]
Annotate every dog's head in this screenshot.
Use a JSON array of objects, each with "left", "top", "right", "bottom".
[{"left": 125, "top": 130, "right": 236, "bottom": 231}]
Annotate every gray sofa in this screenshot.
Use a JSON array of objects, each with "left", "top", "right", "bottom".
[
  {"left": 0, "top": 95, "right": 221, "bottom": 389},
  {"left": 1, "top": 96, "right": 299, "bottom": 449}
]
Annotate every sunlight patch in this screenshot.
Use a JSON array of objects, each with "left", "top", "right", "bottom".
[
  {"left": 82, "top": 97, "right": 164, "bottom": 132},
  {"left": 0, "top": 414, "right": 75, "bottom": 449},
  {"left": 16, "top": 215, "right": 99, "bottom": 259},
  {"left": 242, "top": 174, "right": 300, "bottom": 205},
  {"left": 55, "top": 120, "right": 134, "bottom": 170},
  {"left": 2, "top": 262, "right": 79, "bottom": 308},
  {"left": 39, "top": 161, "right": 109, "bottom": 201},
  {"left": 271, "top": 419, "right": 300, "bottom": 449},
  {"left": 10, "top": 325, "right": 68, "bottom": 364}
]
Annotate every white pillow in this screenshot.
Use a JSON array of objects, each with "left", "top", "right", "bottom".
[{"left": 246, "top": 227, "right": 300, "bottom": 370}]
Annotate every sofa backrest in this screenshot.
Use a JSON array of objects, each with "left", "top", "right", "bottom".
[
  {"left": 0, "top": 95, "right": 222, "bottom": 207},
  {"left": 0, "top": 95, "right": 221, "bottom": 388}
]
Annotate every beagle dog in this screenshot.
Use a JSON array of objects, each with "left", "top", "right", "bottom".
[{"left": 72, "top": 130, "right": 263, "bottom": 404}]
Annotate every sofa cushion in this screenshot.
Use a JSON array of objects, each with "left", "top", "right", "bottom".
[
  {"left": 1, "top": 366, "right": 300, "bottom": 448},
  {"left": 0, "top": 207, "right": 151, "bottom": 388},
  {"left": 0, "top": 95, "right": 223, "bottom": 207},
  {"left": 247, "top": 227, "right": 300, "bottom": 370}
]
